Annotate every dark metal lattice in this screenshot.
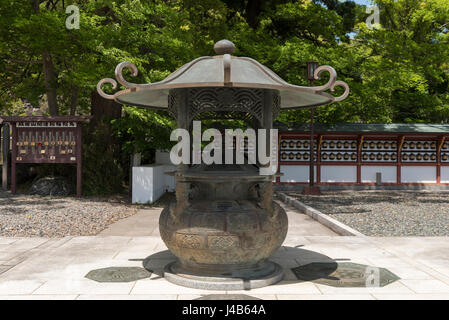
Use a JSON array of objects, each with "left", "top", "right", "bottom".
[
  {"left": 167, "top": 89, "right": 182, "bottom": 119},
  {"left": 272, "top": 93, "right": 281, "bottom": 119},
  {"left": 168, "top": 88, "right": 280, "bottom": 123}
]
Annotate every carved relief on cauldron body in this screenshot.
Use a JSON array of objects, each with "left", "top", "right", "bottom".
[{"left": 159, "top": 176, "right": 288, "bottom": 271}]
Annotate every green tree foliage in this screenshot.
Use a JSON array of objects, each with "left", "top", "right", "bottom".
[
  {"left": 111, "top": 107, "right": 175, "bottom": 160},
  {"left": 1, "top": 0, "right": 447, "bottom": 123},
  {"left": 352, "top": 0, "right": 449, "bottom": 123},
  {"left": 0, "top": 0, "right": 448, "bottom": 193}
]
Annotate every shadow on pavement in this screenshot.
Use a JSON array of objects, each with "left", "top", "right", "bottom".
[{"left": 139, "top": 246, "right": 338, "bottom": 283}]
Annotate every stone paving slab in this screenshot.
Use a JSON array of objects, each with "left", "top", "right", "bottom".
[
  {"left": 399, "top": 279, "right": 449, "bottom": 294},
  {"left": 98, "top": 208, "right": 161, "bottom": 237},
  {"left": 0, "top": 206, "right": 449, "bottom": 299},
  {"left": 371, "top": 293, "right": 449, "bottom": 300},
  {"left": 0, "top": 234, "right": 448, "bottom": 299},
  {"left": 0, "top": 280, "right": 45, "bottom": 295},
  {"left": 34, "top": 279, "right": 135, "bottom": 295},
  {"left": 276, "top": 294, "right": 375, "bottom": 300},
  {"left": 0, "top": 238, "right": 20, "bottom": 245},
  {"left": 77, "top": 294, "right": 177, "bottom": 300},
  {"left": 0, "top": 295, "right": 79, "bottom": 300}
]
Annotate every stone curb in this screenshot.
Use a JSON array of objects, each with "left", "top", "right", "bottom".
[{"left": 277, "top": 192, "right": 365, "bottom": 237}]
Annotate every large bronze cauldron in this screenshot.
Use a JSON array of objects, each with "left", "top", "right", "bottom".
[{"left": 160, "top": 165, "right": 287, "bottom": 289}]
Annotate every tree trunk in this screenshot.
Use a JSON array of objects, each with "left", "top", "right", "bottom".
[
  {"left": 42, "top": 51, "right": 58, "bottom": 116},
  {"left": 32, "top": 0, "right": 59, "bottom": 116},
  {"left": 31, "top": 0, "right": 40, "bottom": 13},
  {"left": 245, "top": 0, "right": 261, "bottom": 29},
  {"left": 89, "top": 89, "right": 122, "bottom": 147},
  {"left": 70, "top": 85, "right": 79, "bottom": 115},
  {"left": 90, "top": 89, "right": 122, "bottom": 126}
]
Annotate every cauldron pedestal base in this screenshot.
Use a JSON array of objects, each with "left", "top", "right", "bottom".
[{"left": 163, "top": 260, "right": 283, "bottom": 290}]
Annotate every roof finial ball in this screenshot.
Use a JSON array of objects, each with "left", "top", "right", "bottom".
[{"left": 214, "top": 39, "right": 236, "bottom": 55}]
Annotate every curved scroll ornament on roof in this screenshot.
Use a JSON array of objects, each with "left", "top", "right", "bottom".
[
  {"left": 96, "top": 58, "right": 212, "bottom": 100},
  {"left": 311, "top": 65, "right": 350, "bottom": 102},
  {"left": 96, "top": 62, "right": 152, "bottom": 100},
  {"left": 230, "top": 57, "right": 350, "bottom": 103},
  {"left": 96, "top": 59, "right": 350, "bottom": 105}
]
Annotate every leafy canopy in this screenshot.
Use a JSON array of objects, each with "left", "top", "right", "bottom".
[{"left": 0, "top": 0, "right": 448, "bottom": 153}]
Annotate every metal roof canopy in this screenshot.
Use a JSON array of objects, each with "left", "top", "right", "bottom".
[{"left": 97, "top": 40, "right": 349, "bottom": 109}]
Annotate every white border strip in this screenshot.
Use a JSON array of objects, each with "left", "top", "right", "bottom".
[{"left": 277, "top": 192, "right": 365, "bottom": 237}]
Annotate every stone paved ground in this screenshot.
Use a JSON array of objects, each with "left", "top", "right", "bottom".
[
  {"left": 0, "top": 205, "right": 449, "bottom": 299},
  {"left": 0, "top": 235, "right": 449, "bottom": 299},
  {"left": 288, "top": 191, "right": 449, "bottom": 236}
]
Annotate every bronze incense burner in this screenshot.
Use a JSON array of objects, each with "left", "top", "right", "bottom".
[{"left": 97, "top": 39, "right": 349, "bottom": 289}]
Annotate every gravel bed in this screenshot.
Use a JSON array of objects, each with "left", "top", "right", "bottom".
[
  {"left": 0, "top": 190, "right": 138, "bottom": 237},
  {"left": 287, "top": 191, "right": 449, "bottom": 236}
]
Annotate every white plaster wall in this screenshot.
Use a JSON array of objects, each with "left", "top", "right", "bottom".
[
  {"left": 401, "top": 166, "right": 436, "bottom": 183},
  {"left": 132, "top": 164, "right": 175, "bottom": 204},
  {"left": 321, "top": 165, "right": 357, "bottom": 183},
  {"left": 361, "top": 166, "right": 397, "bottom": 183},
  {"left": 440, "top": 166, "right": 449, "bottom": 183},
  {"left": 280, "top": 165, "right": 317, "bottom": 183}
]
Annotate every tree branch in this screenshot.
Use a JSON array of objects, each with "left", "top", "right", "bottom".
[{"left": 7, "top": 58, "right": 43, "bottom": 64}]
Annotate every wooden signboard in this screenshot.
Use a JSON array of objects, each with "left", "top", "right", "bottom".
[{"left": 0, "top": 116, "right": 91, "bottom": 197}]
